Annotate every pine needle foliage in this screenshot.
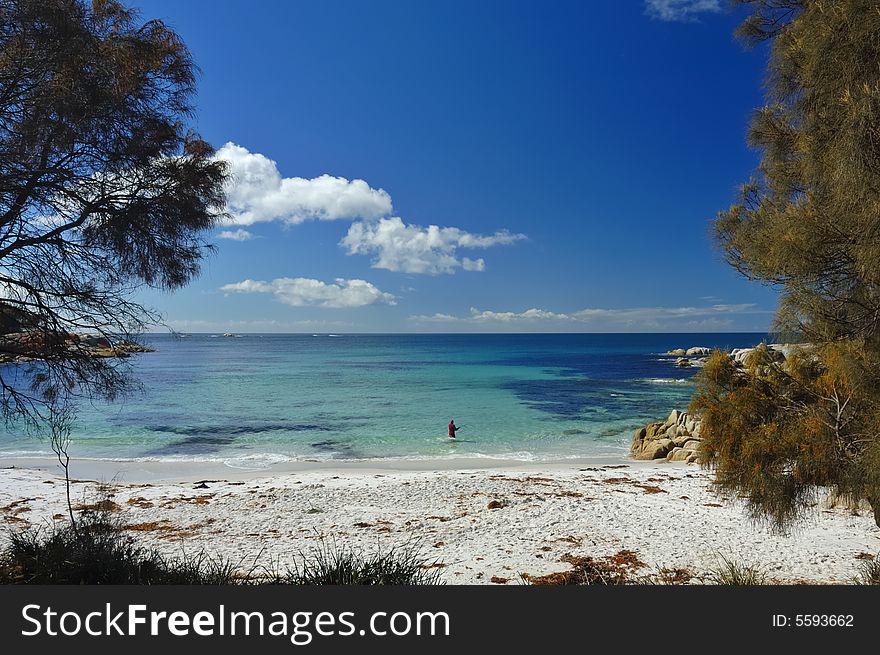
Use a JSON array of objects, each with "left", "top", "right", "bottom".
[{"left": 693, "top": 1, "right": 880, "bottom": 530}]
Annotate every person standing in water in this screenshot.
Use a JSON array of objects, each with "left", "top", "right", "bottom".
[{"left": 448, "top": 419, "right": 460, "bottom": 439}]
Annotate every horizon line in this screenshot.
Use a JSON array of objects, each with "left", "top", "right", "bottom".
[{"left": 143, "top": 330, "right": 772, "bottom": 336}]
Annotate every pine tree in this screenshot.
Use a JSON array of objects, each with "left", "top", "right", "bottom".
[{"left": 692, "top": 0, "right": 880, "bottom": 529}]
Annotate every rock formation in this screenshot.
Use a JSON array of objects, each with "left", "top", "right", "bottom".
[
  {"left": 641, "top": 342, "right": 813, "bottom": 462},
  {"left": 0, "top": 331, "right": 154, "bottom": 364},
  {"left": 665, "top": 346, "right": 711, "bottom": 368},
  {"left": 631, "top": 409, "right": 703, "bottom": 464}
]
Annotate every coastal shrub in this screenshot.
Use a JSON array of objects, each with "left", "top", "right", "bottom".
[
  {"left": 707, "top": 555, "right": 767, "bottom": 586},
  {"left": 692, "top": 1, "right": 880, "bottom": 531},
  {"left": 277, "top": 540, "right": 444, "bottom": 586},
  {"left": 853, "top": 558, "right": 880, "bottom": 586},
  {"left": 0, "top": 512, "right": 444, "bottom": 585},
  {"left": 0, "top": 508, "right": 238, "bottom": 585}
]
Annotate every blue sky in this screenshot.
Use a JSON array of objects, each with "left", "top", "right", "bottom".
[{"left": 133, "top": 0, "right": 777, "bottom": 333}]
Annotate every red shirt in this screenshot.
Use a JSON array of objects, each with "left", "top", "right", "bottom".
[{"left": 448, "top": 422, "right": 456, "bottom": 436}]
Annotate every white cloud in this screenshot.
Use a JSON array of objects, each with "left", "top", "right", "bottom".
[
  {"left": 216, "top": 143, "right": 393, "bottom": 226},
  {"left": 340, "top": 217, "right": 526, "bottom": 275},
  {"left": 644, "top": 0, "right": 721, "bottom": 22},
  {"left": 215, "top": 143, "right": 526, "bottom": 274},
  {"left": 568, "top": 303, "right": 759, "bottom": 323},
  {"left": 408, "top": 303, "right": 770, "bottom": 331},
  {"left": 218, "top": 228, "right": 256, "bottom": 241},
  {"left": 221, "top": 277, "right": 396, "bottom": 308},
  {"left": 461, "top": 257, "right": 485, "bottom": 272},
  {"left": 407, "top": 312, "right": 461, "bottom": 322},
  {"left": 469, "top": 307, "right": 572, "bottom": 322}
]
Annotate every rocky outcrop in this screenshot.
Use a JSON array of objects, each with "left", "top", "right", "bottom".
[
  {"left": 666, "top": 346, "right": 711, "bottom": 368},
  {"left": 639, "top": 343, "right": 816, "bottom": 462},
  {"left": 729, "top": 343, "right": 812, "bottom": 366},
  {"left": 0, "top": 331, "right": 154, "bottom": 364},
  {"left": 666, "top": 343, "right": 813, "bottom": 370},
  {"left": 631, "top": 409, "right": 703, "bottom": 464}
]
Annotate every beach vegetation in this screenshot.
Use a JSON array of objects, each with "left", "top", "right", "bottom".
[
  {"left": 0, "top": 0, "right": 227, "bottom": 431},
  {"left": 852, "top": 555, "right": 880, "bottom": 585},
  {"left": 0, "top": 0, "right": 228, "bottom": 536},
  {"left": 691, "top": 0, "right": 880, "bottom": 530},
  {"left": 0, "top": 504, "right": 239, "bottom": 584},
  {"left": 0, "top": 503, "right": 443, "bottom": 585},
  {"left": 706, "top": 555, "right": 768, "bottom": 586},
  {"left": 275, "top": 539, "right": 444, "bottom": 586}
]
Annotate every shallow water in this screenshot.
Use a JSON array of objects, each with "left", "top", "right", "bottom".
[{"left": 0, "top": 333, "right": 762, "bottom": 467}]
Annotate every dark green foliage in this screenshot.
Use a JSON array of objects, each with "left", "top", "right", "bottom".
[
  {"left": 0, "top": 512, "right": 442, "bottom": 585},
  {"left": 279, "top": 540, "right": 443, "bottom": 586},
  {"left": 694, "top": 0, "right": 880, "bottom": 530},
  {"left": 0, "top": 0, "right": 228, "bottom": 428},
  {"left": 0, "top": 509, "right": 238, "bottom": 584},
  {"left": 718, "top": 1, "right": 880, "bottom": 346}
]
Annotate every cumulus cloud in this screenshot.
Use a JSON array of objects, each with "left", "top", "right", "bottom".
[
  {"left": 461, "top": 257, "right": 486, "bottom": 272},
  {"left": 215, "top": 143, "right": 526, "bottom": 274},
  {"left": 216, "top": 143, "right": 393, "bottom": 226},
  {"left": 644, "top": 0, "right": 721, "bottom": 22},
  {"left": 408, "top": 303, "right": 769, "bottom": 331},
  {"left": 221, "top": 277, "right": 396, "bottom": 308},
  {"left": 218, "top": 228, "right": 256, "bottom": 241},
  {"left": 340, "top": 217, "right": 526, "bottom": 275}
]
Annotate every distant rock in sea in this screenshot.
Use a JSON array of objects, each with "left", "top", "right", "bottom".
[
  {"left": 0, "top": 331, "right": 154, "bottom": 364},
  {"left": 664, "top": 346, "right": 712, "bottom": 368},
  {"left": 664, "top": 343, "right": 812, "bottom": 370}
]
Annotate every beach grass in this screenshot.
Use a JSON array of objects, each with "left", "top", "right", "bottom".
[
  {"left": 706, "top": 555, "right": 768, "bottom": 586},
  {"left": 0, "top": 506, "right": 442, "bottom": 585},
  {"left": 270, "top": 539, "right": 444, "bottom": 586},
  {"left": 853, "top": 556, "right": 880, "bottom": 585},
  {"left": 0, "top": 507, "right": 239, "bottom": 584}
]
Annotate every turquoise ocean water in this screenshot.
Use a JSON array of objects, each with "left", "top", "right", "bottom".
[{"left": 0, "top": 333, "right": 763, "bottom": 468}]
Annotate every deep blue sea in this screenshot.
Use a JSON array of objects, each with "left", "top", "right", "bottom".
[{"left": 0, "top": 333, "right": 764, "bottom": 468}]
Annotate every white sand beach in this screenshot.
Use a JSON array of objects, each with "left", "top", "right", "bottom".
[{"left": 1, "top": 456, "right": 878, "bottom": 584}]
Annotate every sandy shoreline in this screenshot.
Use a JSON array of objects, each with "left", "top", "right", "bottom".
[
  {"left": 2, "top": 456, "right": 879, "bottom": 584},
  {"left": 0, "top": 454, "right": 644, "bottom": 484}
]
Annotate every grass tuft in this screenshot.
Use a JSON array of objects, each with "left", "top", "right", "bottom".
[
  {"left": 853, "top": 556, "right": 880, "bottom": 585},
  {"left": 0, "top": 507, "right": 441, "bottom": 585},
  {"left": 707, "top": 555, "right": 767, "bottom": 585},
  {"left": 274, "top": 539, "right": 443, "bottom": 586},
  {"left": 0, "top": 507, "right": 237, "bottom": 584}
]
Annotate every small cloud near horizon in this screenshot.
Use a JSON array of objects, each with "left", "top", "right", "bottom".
[
  {"left": 221, "top": 277, "right": 397, "bottom": 308},
  {"left": 341, "top": 217, "right": 526, "bottom": 275},
  {"left": 644, "top": 0, "right": 721, "bottom": 22},
  {"left": 217, "top": 228, "right": 256, "bottom": 241},
  {"left": 408, "top": 303, "right": 771, "bottom": 332}
]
